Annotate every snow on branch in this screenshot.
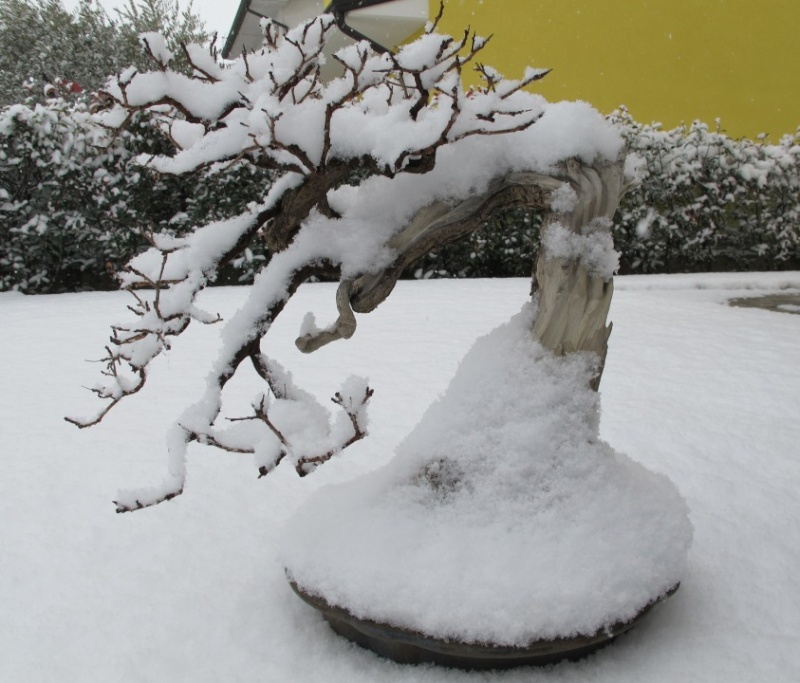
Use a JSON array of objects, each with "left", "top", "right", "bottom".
[{"left": 70, "top": 11, "right": 624, "bottom": 510}]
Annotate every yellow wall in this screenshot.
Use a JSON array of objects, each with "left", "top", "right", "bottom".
[{"left": 436, "top": 0, "right": 800, "bottom": 139}]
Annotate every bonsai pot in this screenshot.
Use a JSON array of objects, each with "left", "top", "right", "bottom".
[
  {"left": 289, "top": 580, "right": 680, "bottom": 669},
  {"left": 282, "top": 306, "right": 692, "bottom": 670}
]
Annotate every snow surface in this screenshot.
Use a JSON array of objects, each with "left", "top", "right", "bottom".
[{"left": 2, "top": 273, "right": 800, "bottom": 681}]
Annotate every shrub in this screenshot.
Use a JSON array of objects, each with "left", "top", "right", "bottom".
[
  {"left": 0, "top": 94, "right": 275, "bottom": 293},
  {"left": 0, "top": 0, "right": 207, "bottom": 107},
  {"left": 0, "top": 99, "right": 151, "bottom": 291},
  {"left": 410, "top": 110, "right": 800, "bottom": 278},
  {"left": 2, "top": 91, "right": 797, "bottom": 292},
  {"left": 609, "top": 109, "right": 800, "bottom": 274}
]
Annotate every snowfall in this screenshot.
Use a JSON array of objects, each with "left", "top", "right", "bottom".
[{"left": 2, "top": 271, "right": 799, "bottom": 682}]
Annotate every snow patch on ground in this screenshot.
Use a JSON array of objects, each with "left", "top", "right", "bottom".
[{"left": 1, "top": 274, "right": 799, "bottom": 681}]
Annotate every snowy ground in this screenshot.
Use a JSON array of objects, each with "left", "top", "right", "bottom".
[{"left": 2, "top": 272, "right": 799, "bottom": 682}]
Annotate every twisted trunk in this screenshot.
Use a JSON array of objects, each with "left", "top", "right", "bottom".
[
  {"left": 530, "top": 158, "right": 625, "bottom": 388},
  {"left": 307, "top": 156, "right": 626, "bottom": 391}
]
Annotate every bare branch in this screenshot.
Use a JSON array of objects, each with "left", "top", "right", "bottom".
[
  {"left": 140, "top": 36, "right": 169, "bottom": 72},
  {"left": 180, "top": 41, "right": 219, "bottom": 83},
  {"left": 64, "top": 366, "right": 145, "bottom": 428},
  {"left": 265, "top": 111, "right": 317, "bottom": 174},
  {"left": 428, "top": 0, "right": 446, "bottom": 33},
  {"left": 253, "top": 395, "right": 290, "bottom": 447},
  {"left": 295, "top": 386, "right": 374, "bottom": 476},
  {"left": 242, "top": 49, "right": 254, "bottom": 83},
  {"left": 500, "top": 67, "right": 552, "bottom": 100},
  {"left": 258, "top": 452, "right": 287, "bottom": 478},
  {"left": 72, "top": 11, "right": 558, "bottom": 511},
  {"left": 114, "top": 486, "right": 183, "bottom": 514}
]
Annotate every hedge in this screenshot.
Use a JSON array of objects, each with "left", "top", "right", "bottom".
[{"left": 2, "top": 100, "right": 798, "bottom": 293}]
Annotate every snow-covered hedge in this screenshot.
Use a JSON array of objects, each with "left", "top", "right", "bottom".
[
  {"left": 611, "top": 109, "right": 800, "bottom": 274},
  {"left": 413, "top": 111, "right": 800, "bottom": 278},
  {"left": 2, "top": 97, "right": 798, "bottom": 293},
  {"left": 0, "top": 97, "right": 272, "bottom": 292},
  {"left": 0, "top": 99, "right": 153, "bottom": 292}
]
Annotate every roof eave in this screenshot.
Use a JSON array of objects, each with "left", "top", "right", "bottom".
[{"left": 222, "top": 0, "right": 253, "bottom": 59}]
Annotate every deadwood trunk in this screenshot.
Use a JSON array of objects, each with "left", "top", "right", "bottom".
[
  {"left": 530, "top": 159, "right": 625, "bottom": 388},
  {"left": 316, "top": 157, "right": 626, "bottom": 391}
]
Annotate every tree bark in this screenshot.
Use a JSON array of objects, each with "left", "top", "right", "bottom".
[
  {"left": 529, "top": 159, "right": 625, "bottom": 389},
  {"left": 302, "top": 157, "right": 626, "bottom": 388}
]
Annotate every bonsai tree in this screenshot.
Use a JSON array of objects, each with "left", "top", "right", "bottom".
[
  {"left": 70, "top": 11, "right": 691, "bottom": 666},
  {"left": 67, "top": 10, "right": 549, "bottom": 507}
]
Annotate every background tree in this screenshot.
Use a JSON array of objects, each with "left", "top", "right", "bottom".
[
  {"left": 0, "top": 0, "right": 207, "bottom": 107},
  {"left": 0, "top": 0, "right": 275, "bottom": 293},
  {"left": 115, "top": 0, "right": 209, "bottom": 78}
]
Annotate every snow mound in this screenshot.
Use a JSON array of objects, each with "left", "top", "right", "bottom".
[{"left": 282, "top": 304, "right": 692, "bottom": 645}]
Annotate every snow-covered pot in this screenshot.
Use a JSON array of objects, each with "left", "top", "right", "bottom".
[
  {"left": 282, "top": 306, "right": 691, "bottom": 666},
  {"left": 281, "top": 155, "right": 693, "bottom": 667},
  {"left": 289, "top": 581, "right": 680, "bottom": 669}
]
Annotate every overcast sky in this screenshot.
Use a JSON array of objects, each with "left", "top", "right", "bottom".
[{"left": 61, "top": 0, "right": 241, "bottom": 41}]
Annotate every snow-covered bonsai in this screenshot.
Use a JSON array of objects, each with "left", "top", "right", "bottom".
[
  {"left": 70, "top": 11, "right": 691, "bottom": 665},
  {"left": 67, "top": 12, "right": 550, "bottom": 506}
]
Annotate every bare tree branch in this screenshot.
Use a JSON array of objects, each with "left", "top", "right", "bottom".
[
  {"left": 114, "top": 486, "right": 184, "bottom": 514},
  {"left": 296, "top": 386, "right": 374, "bottom": 476},
  {"left": 70, "top": 11, "right": 559, "bottom": 510}
]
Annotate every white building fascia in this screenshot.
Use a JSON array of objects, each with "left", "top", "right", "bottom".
[{"left": 222, "top": 0, "right": 428, "bottom": 61}]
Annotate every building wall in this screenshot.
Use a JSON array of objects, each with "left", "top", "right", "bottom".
[{"left": 436, "top": 0, "right": 799, "bottom": 138}]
